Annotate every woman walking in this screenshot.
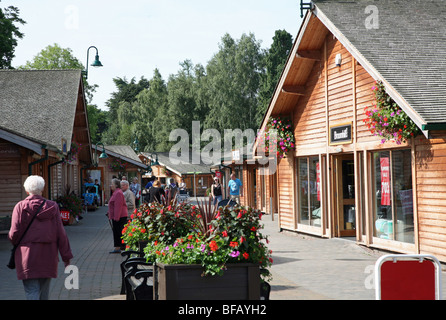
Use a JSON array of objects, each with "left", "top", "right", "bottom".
[
  {"left": 107, "top": 178, "right": 128, "bottom": 253},
  {"left": 8, "top": 175, "right": 73, "bottom": 300},
  {"left": 211, "top": 177, "right": 223, "bottom": 206}
]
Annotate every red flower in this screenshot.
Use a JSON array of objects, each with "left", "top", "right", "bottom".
[
  {"left": 230, "top": 241, "right": 238, "bottom": 248},
  {"left": 188, "top": 235, "right": 193, "bottom": 240},
  {"left": 209, "top": 240, "right": 218, "bottom": 252},
  {"left": 222, "top": 230, "right": 228, "bottom": 237},
  {"left": 251, "top": 226, "right": 256, "bottom": 232},
  {"left": 243, "top": 252, "right": 249, "bottom": 260}
]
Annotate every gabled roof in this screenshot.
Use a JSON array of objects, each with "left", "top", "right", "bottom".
[
  {"left": 312, "top": 0, "right": 446, "bottom": 130},
  {"left": 0, "top": 69, "right": 88, "bottom": 153},
  {"left": 94, "top": 144, "right": 147, "bottom": 168},
  {"left": 258, "top": 0, "right": 446, "bottom": 142},
  {"left": 141, "top": 152, "right": 214, "bottom": 176}
]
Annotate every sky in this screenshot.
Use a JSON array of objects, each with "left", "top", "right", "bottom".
[{"left": 5, "top": 0, "right": 303, "bottom": 110}]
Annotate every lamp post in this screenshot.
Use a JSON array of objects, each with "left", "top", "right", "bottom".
[
  {"left": 94, "top": 142, "right": 108, "bottom": 167},
  {"left": 83, "top": 46, "right": 103, "bottom": 79}
]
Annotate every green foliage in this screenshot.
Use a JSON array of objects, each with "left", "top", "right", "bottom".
[
  {"left": 0, "top": 4, "right": 25, "bottom": 69},
  {"left": 56, "top": 193, "right": 83, "bottom": 217},
  {"left": 257, "top": 30, "right": 293, "bottom": 125},
  {"left": 101, "top": 30, "right": 293, "bottom": 153},
  {"left": 363, "top": 81, "right": 421, "bottom": 144},
  {"left": 127, "top": 199, "right": 273, "bottom": 279}
]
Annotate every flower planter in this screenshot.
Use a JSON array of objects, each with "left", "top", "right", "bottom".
[{"left": 155, "top": 262, "right": 260, "bottom": 300}]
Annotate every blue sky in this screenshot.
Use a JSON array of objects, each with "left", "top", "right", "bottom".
[{"left": 6, "top": 1, "right": 303, "bottom": 109}]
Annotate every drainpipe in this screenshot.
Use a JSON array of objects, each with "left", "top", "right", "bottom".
[
  {"left": 28, "top": 147, "right": 48, "bottom": 176},
  {"left": 48, "top": 158, "right": 65, "bottom": 200}
]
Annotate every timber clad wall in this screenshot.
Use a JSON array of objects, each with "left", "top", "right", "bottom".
[
  {"left": 415, "top": 133, "right": 446, "bottom": 261},
  {"left": 277, "top": 155, "right": 294, "bottom": 230},
  {"left": 327, "top": 37, "right": 353, "bottom": 126}
]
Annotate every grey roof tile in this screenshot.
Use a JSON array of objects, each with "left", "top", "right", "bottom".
[
  {"left": 313, "top": 0, "right": 446, "bottom": 124},
  {"left": 0, "top": 69, "right": 82, "bottom": 151}
]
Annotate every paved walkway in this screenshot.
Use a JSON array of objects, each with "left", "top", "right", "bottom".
[{"left": 1, "top": 199, "right": 445, "bottom": 300}]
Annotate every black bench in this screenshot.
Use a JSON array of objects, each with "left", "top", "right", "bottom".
[
  {"left": 120, "top": 250, "right": 144, "bottom": 295},
  {"left": 123, "top": 259, "right": 154, "bottom": 300}
]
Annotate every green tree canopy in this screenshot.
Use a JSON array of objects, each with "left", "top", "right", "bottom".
[{"left": 0, "top": 4, "right": 25, "bottom": 69}]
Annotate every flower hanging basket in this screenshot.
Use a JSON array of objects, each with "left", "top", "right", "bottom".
[
  {"left": 256, "top": 116, "right": 295, "bottom": 159},
  {"left": 363, "top": 81, "right": 421, "bottom": 144}
]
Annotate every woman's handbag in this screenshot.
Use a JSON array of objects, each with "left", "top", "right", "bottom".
[{"left": 7, "top": 200, "right": 46, "bottom": 269}]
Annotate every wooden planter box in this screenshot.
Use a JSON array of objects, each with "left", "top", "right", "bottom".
[{"left": 155, "top": 263, "right": 260, "bottom": 300}]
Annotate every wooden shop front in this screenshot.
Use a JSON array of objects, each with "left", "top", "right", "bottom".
[{"left": 254, "top": 2, "right": 446, "bottom": 261}]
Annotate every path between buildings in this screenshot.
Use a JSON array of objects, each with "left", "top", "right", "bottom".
[{"left": 1, "top": 198, "right": 445, "bottom": 300}]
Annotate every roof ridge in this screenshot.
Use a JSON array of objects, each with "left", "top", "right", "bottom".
[{"left": 0, "top": 68, "right": 82, "bottom": 72}]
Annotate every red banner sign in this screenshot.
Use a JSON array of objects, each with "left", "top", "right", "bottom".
[
  {"left": 60, "top": 210, "right": 70, "bottom": 225},
  {"left": 316, "top": 162, "right": 320, "bottom": 201},
  {"left": 380, "top": 157, "right": 390, "bottom": 206}
]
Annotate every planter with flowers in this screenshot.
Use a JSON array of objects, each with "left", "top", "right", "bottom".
[
  {"left": 363, "top": 81, "right": 421, "bottom": 144},
  {"left": 57, "top": 190, "right": 83, "bottom": 225},
  {"left": 122, "top": 198, "right": 272, "bottom": 300},
  {"left": 256, "top": 116, "right": 295, "bottom": 159}
]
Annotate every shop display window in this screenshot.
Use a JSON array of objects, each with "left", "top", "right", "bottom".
[{"left": 372, "top": 149, "right": 414, "bottom": 243}]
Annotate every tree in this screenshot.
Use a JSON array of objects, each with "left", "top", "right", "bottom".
[
  {"left": 0, "top": 4, "right": 26, "bottom": 69},
  {"left": 20, "top": 43, "right": 99, "bottom": 103},
  {"left": 87, "top": 104, "right": 107, "bottom": 144},
  {"left": 22, "top": 43, "right": 83, "bottom": 70},
  {"left": 133, "top": 69, "right": 169, "bottom": 152},
  {"left": 102, "top": 76, "right": 151, "bottom": 148},
  {"left": 204, "top": 33, "right": 264, "bottom": 136},
  {"left": 257, "top": 30, "right": 293, "bottom": 125}
]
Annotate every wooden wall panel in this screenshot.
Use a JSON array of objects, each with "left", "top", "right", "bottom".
[
  {"left": 415, "top": 135, "right": 446, "bottom": 260},
  {"left": 277, "top": 156, "right": 295, "bottom": 230}
]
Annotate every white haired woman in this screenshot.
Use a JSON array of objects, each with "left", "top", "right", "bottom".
[{"left": 8, "top": 175, "right": 73, "bottom": 300}]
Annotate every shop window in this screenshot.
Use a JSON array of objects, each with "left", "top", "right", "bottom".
[
  {"left": 297, "top": 157, "right": 321, "bottom": 227},
  {"left": 372, "top": 149, "right": 414, "bottom": 243}
]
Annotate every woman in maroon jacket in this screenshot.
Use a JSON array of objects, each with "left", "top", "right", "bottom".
[
  {"left": 8, "top": 175, "right": 73, "bottom": 300},
  {"left": 107, "top": 178, "right": 128, "bottom": 253}
]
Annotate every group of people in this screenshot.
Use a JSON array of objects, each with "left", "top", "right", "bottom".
[{"left": 7, "top": 172, "right": 243, "bottom": 300}]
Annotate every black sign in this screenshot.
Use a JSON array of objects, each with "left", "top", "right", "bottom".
[{"left": 330, "top": 123, "right": 352, "bottom": 145}]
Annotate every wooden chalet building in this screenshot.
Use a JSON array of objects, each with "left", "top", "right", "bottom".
[
  {"left": 253, "top": 1, "right": 446, "bottom": 261},
  {"left": 139, "top": 152, "right": 214, "bottom": 197},
  {"left": 90, "top": 144, "right": 147, "bottom": 204},
  {"left": 0, "top": 69, "right": 92, "bottom": 231}
]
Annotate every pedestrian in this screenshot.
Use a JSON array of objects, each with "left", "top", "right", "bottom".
[
  {"left": 121, "top": 180, "right": 135, "bottom": 216},
  {"left": 130, "top": 177, "right": 141, "bottom": 207},
  {"left": 211, "top": 177, "right": 223, "bottom": 206},
  {"left": 148, "top": 180, "right": 165, "bottom": 204},
  {"left": 8, "top": 175, "right": 73, "bottom": 300},
  {"left": 145, "top": 175, "right": 156, "bottom": 189},
  {"left": 165, "top": 178, "right": 178, "bottom": 200},
  {"left": 107, "top": 178, "right": 128, "bottom": 253},
  {"left": 227, "top": 173, "right": 243, "bottom": 205},
  {"left": 179, "top": 178, "right": 187, "bottom": 194}
]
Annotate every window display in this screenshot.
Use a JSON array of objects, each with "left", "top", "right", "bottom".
[{"left": 372, "top": 149, "right": 414, "bottom": 243}]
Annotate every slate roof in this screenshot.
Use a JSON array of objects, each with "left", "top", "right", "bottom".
[
  {"left": 94, "top": 144, "right": 147, "bottom": 168},
  {"left": 141, "top": 152, "right": 214, "bottom": 176},
  {"left": 312, "top": 0, "right": 446, "bottom": 126},
  {"left": 0, "top": 69, "right": 83, "bottom": 152}
]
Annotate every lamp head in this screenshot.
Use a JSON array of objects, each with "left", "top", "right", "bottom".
[{"left": 91, "top": 54, "right": 103, "bottom": 67}]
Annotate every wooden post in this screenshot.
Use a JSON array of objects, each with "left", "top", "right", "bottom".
[{"left": 270, "top": 197, "right": 274, "bottom": 221}]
